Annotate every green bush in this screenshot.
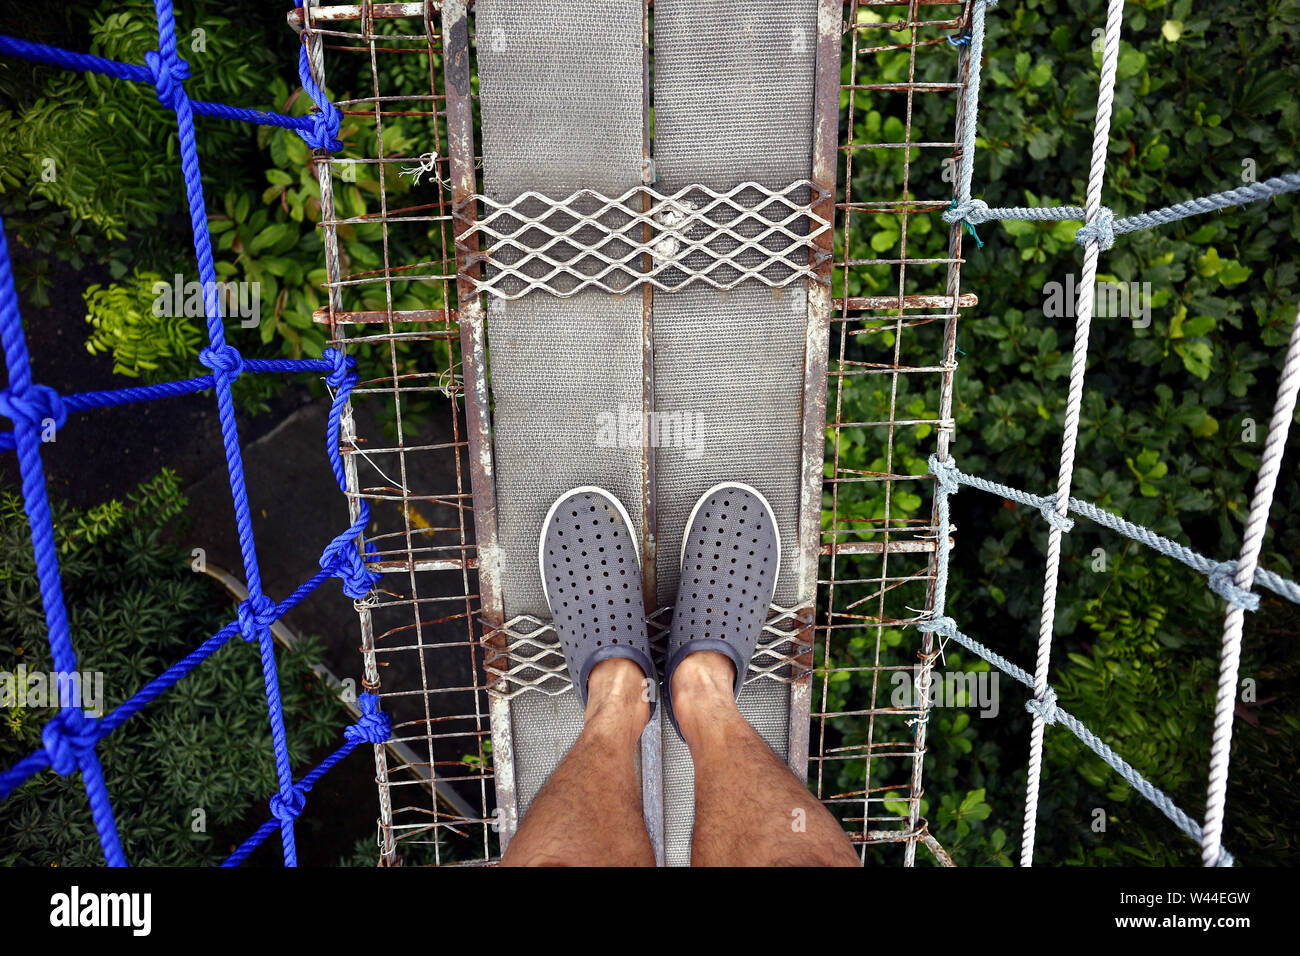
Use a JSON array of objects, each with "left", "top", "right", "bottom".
[
  {"left": 0, "top": 471, "right": 345, "bottom": 865},
  {"left": 83, "top": 269, "right": 203, "bottom": 379},
  {"left": 4, "top": 1, "right": 453, "bottom": 432}
]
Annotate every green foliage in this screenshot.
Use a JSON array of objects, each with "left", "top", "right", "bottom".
[
  {"left": 826, "top": 0, "right": 1300, "bottom": 865},
  {"left": 0, "top": 471, "right": 345, "bottom": 865},
  {"left": 84, "top": 270, "right": 203, "bottom": 378},
  {"left": 4, "top": 1, "right": 453, "bottom": 432},
  {"left": 1, "top": 0, "right": 279, "bottom": 243}
]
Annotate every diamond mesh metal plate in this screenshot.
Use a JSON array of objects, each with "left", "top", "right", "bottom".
[{"left": 455, "top": 182, "right": 832, "bottom": 298}]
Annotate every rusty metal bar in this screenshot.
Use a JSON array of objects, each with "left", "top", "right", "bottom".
[
  {"left": 289, "top": 3, "right": 441, "bottom": 30},
  {"left": 312, "top": 307, "right": 456, "bottom": 325},
  {"left": 440, "top": 0, "right": 518, "bottom": 849},
  {"left": 820, "top": 538, "right": 943, "bottom": 556},
  {"left": 837, "top": 293, "right": 977, "bottom": 311},
  {"left": 903, "top": 0, "right": 974, "bottom": 868},
  {"left": 369, "top": 557, "right": 478, "bottom": 573},
  {"left": 789, "top": 0, "right": 844, "bottom": 785},
  {"left": 298, "top": 0, "right": 399, "bottom": 866}
]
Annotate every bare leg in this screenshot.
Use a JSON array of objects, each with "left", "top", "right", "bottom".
[
  {"left": 674, "top": 651, "right": 859, "bottom": 867},
  {"left": 500, "top": 658, "right": 653, "bottom": 866}
]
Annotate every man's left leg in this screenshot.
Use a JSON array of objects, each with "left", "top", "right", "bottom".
[{"left": 500, "top": 658, "right": 653, "bottom": 866}]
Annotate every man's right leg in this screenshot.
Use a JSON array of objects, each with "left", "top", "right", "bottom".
[
  {"left": 500, "top": 658, "right": 653, "bottom": 867},
  {"left": 674, "top": 651, "right": 859, "bottom": 867}
]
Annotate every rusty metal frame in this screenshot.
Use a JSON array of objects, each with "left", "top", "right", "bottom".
[
  {"left": 814, "top": 0, "right": 971, "bottom": 867},
  {"left": 296, "top": 0, "right": 397, "bottom": 865},
  {"left": 439, "top": 0, "right": 519, "bottom": 850},
  {"left": 296, "top": 0, "right": 500, "bottom": 866},
  {"left": 788, "top": 0, "right": 845, "bottom": 787}
]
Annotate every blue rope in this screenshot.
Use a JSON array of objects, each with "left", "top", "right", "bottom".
[
  {"left": 222, "top": 693, "right": 390, "bottom": 866},
  {"left": 0, "top": 566, "right": 334, "bottom": 800},
  {"left": 0, "top": 358, "right": 336, "bottom": 451},
  {"left": 143, "top": 0, "right": 300, "bottom": 864},
  {"left": 0, "top": 33, "right": 342, "bottom": 150},
  {"left": 0, "top": 214, "right": 127, "bottom": 866},
  {"left": 0, "top": 1, "right": 376, "bottom": 867}
]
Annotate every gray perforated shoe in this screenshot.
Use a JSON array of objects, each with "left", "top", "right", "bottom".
[
  {"left": 539, "top": 487, "right": 657, "bottom": 717},
  {"left": 663, "top": 482, "right": 781, "bottom": 737}
]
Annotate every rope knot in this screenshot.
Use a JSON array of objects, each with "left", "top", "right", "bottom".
[
  {"left": 237, "top": 594, "right": 279, "bottom": 643},
  {"left": 1038, "top": 494, "right": 1075, "bottom": 532},
  {"left": 916, "top": 615, "right": 957, "bottom": 639},
  {"left": 0, "top": 384, "right": 67, "bottom": 434},
  {"left": 1075, "top": 207, "right": 1116, "bottom": 251},
  {"left": 322, "top": 347, "right": 355, "bottom": 389},
  {"left": 1209, "top": 561, "right": 1260, "bottom": 612},
  {"left": 928, "top": 454, "right": 961, "bottom": 497},
  {"left": 943, "top": 198, "right": 989, "bottom": 225},
  {"left": 143, "top": 49, "right": 191, "bottom": 109},
  {"left": 41, "top": 709, "right": 98, "bottom": 777},
  {"left": 269, "top": 785, "right": 308, "bottom": 824},
  {"left": 198, "top": 344, "right": 245, "bottom": 381},
  {"left": 304, "top": 106, "right": 343, "bottom": 152},
  {"left": 344, "top": 693, "right": 391, "bottom": 745},
  {"left": 1025, "top": 687, "right": 1060, "bottom": 725},
  {"left": 319, "top": 515, "right": 382, "bottom": 599}
]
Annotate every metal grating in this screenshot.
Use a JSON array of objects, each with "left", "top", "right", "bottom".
[
  {"left": 299, "top": 0, "right": 974, "bottom": 866},
  {"left": 455, "top": 181, "right": 832, "bottom": 299}
]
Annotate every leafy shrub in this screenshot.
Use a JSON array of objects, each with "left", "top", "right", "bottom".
[
  {"left": 0, "top": 471, "right": 344, "bottom": 865},
  {"left": 84, "top": 269, "right": 203, "bottom": 379}
]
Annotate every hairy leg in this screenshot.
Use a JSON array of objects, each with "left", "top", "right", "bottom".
[
  {"left": 500, "top": 658, "right": 654, "bottom": 866},
  {"left": 675, "top": 652, "right": 859, "bottom": 867}
]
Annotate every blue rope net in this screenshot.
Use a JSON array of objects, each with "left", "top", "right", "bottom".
[{"left": 0, "top": 0, "right": 387, "bottom": 867}]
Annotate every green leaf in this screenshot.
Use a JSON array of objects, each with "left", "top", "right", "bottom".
[
  {"left": 1174, "top": 340, "right": 1214, "bottom": 380},
  {"left": 870, "top": 229, "right": 898, "bottom": 252}
]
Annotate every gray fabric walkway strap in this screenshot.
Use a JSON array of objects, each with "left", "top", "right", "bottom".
[
  {"left": 653, "top": 0, "right": 819, "bottom": 865},
  {"left": 474, "top": 0, "right": 647, "bottom": 827}
]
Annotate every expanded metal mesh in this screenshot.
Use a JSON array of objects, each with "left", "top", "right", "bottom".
[
  {"left": 302, "top": 0, "right": 972, "bottom": 866},
  {"left": 456, "top": 181, "right": 831, "bottom": 298},
  {"left": 483, "top": 604, "right": 812, "bottom": 702}
]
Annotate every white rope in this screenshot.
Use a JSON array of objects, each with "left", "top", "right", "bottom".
[
  {"left": 1021, "top": 0, "right": 1127, "bottom": 867},
  {"left": 1201, "top": 300, "right": 1300, "bottom": 865}
]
